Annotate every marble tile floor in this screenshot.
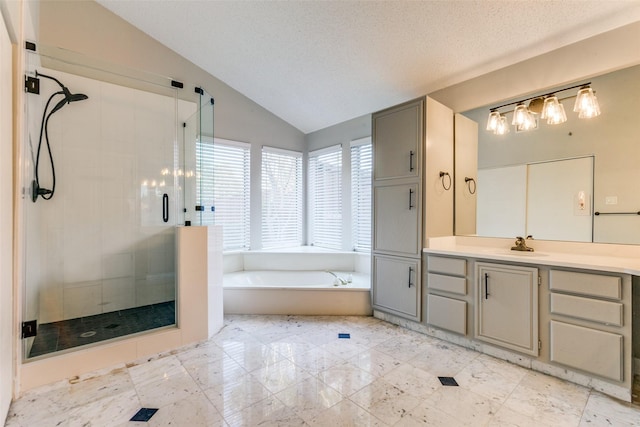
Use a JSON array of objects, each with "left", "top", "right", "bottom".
[{"left": 6, "top": 315, "right": 640, "bottom": 426}]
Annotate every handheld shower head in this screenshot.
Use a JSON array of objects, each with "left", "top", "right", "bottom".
[
  {"left": 33, "top": 71, "right": 89, "bottom": 202},
  {"left": 36, "top": 71, "right": 89, "bottom": 108},
  {"left": 68, "top": 93, "right": 88, "bottom": 102},
  {"left": 49, "top": 91, "right": 89, "bottom": 115}
]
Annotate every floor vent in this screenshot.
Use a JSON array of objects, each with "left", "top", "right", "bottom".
[
  {"left": 130, "top": 408, "right": 158, "bottom": 422},
  {"left": 438, "top": 376, "right": 459, "bottom": 386}
]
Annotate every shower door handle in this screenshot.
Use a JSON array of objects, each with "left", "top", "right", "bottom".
[{"left": 162, "top": 193, "right": 169, "bottom": 223}]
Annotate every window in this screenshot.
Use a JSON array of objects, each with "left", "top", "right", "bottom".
[
  {"left": 261, "top": 147, "right": 303, "bottom": 248},
  {"left": 308, "top": 145, "right": 342, "bottom": 250},
  {"left": 196, "top": 138, "right": 250, "bottom": 250},
  {"left": 351, "top": 137, "right": 372, "bottom": 251}
]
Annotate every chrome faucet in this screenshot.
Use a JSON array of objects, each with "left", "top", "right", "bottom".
[
  {"left": 511, "top": 236, "right": 534, "bottom": 252},
  {"left": 326, "top": 271, "right": 348, "bottom": 285}
]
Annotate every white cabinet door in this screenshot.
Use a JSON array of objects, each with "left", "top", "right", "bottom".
[
  {"left": 372, "top": 99, "right": 422, "bottom": 181},
  {"left": 476, "top": 263, "right": 539, "bottom": 356},
  {"left": 373, "top": 183, "right": 421, "bottom": 256},
  {"left": 373, "top": 255, "right": 420, "bottom": 321}
]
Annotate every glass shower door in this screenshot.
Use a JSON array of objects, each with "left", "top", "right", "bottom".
[{"left": 21, "top": 47, "right": 195, "bottom": 359}]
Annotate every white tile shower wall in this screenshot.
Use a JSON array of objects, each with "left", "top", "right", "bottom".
[
  {"left": 223, "top": 250, "right": 372, "bottom": 274},
  {"left": 29, "top": 69, "right": 197, "bottom": 323},
  {"left": 63, "top": 282, "right": 102, "bottom": 319},
  {"left": 207, "top": 226, "right": 224, "bottom": 337},
  {"left": 243, "top": 252, "right": 356, "bottom": 271}
]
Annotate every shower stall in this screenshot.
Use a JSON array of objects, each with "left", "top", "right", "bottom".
[{"left": 21, "top": 45, "right": 214, "bottom": 359}]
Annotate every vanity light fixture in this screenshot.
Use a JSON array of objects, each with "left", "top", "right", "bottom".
[
  {"left": 495, "top": 114, "right": 510, "bottom": 135},
  {"left": 486, "top": 82, "right": 600, "bottom": 135},
  {"left": 541, "top": 95, "right": 567, "bottom": 125},
  {"left": 486, "top": 110, "right": 501, "bottom": 131},
  {"left": 574, "top": 86, "right": 601, "bottom": 118}
]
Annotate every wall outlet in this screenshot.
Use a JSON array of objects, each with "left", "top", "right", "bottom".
[{"left": 605, "top": 196, "right": 618, "bottom": 205}]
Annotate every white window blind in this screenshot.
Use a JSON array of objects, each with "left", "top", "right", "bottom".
[
  {"left": 308, "top": 145, "right": 342, "bottom": 250},
  {"left": 196, "top": 138, "right": 251, "bottom": 250},
  {"left": 261, "top": 147, "right": 303, "bottom": 249},
  {"left": 351, "top": 138, "right": 372, "bottom": 251}
]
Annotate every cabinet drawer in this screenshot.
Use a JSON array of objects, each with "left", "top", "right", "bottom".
[
  {"left": 549, "top": 270, "right": 621, "bottom": 300},
  {"left": 550, "top": 320, "right": 623, "bottom": 381},
  {"left": 427, "top": 294, "right": 466, "bottom": 335},
  {"left": 550, "top": 293, "right": 623, "bottom": 327},
  {"left": 427, "top": 273, "right": 466, "bottom": 295},
  {"left": 427, "top": 256, "right": 466, "bottom": 276}
]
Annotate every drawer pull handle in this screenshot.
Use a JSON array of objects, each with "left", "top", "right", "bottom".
[
  {"left": 408, "top": 267, "right": 414, "bottom": 288},
  {"left": 485, "top": 272, "right": 490, "bottom": 299},
  {"left": 409, "top": 150, "right": 414, "bottom": 172},
  {"left": 162, "top": 193, "right": 169, "bottom": 223}
]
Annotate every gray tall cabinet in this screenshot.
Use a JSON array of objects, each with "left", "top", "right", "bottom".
[{"left": 372, "top": 96, "right": 454, "bottom": 321}]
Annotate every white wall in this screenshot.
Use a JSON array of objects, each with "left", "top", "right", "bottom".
[
  {"left": 0, "top": 3, "right": 14, "bottom": 421},
  {"left": 37, "top": 0, "right": 306, "bottom": 252},
  {"left": 430, "top": 22, "right": 640, "bottom": 114}
]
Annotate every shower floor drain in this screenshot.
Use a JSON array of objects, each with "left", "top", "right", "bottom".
[{"left": 80, "top": 331, "right": 96, "bottom": 338}]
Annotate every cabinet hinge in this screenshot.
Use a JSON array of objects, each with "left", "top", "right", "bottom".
[
  {"left": 538, "top": 275, "right": 541, "bottom": 286},
  {"left": 538, "top": 340, "right": 542, "bottom": 350}
]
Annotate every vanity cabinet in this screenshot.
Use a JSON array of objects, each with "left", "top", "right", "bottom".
[
  {"left": 371, "top": 96, "right": 453, "bottom": 321},
  {"left": 425, "top": 255, "right": 468, "bottom": 335},
  {"left": 475, "top": 262, "right": 539, "bottom": 356},
  {"left": 548, "top": 269, "right": 626, "bottom": 381},
  {"left": 373, "top": 255, "right": 421, "bottom": 320}
]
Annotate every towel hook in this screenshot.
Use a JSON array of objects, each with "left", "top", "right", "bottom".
[
  {"left": 464, "top": 177, "right": 476, "bottom": 194},
  {"left": 439, "top": 171, "right": 452, "bottom": 191}
]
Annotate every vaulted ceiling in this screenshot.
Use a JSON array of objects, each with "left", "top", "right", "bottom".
[{"left": 97, "top": 1, "right": 640, "bottom": 133}]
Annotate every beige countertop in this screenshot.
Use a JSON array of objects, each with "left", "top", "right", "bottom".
[{"left": 424, "top": 236, "right": 640, "bottom": 275}]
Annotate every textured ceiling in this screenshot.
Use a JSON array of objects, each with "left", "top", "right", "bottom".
[{"left": 96, "top": 1, "right": 640, "bottom": 133}]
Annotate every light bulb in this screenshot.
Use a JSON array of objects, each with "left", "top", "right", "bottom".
[
  {"left": 512, "top": 104, "right": 529, "bottom": 126},
  {"left": 486, "top": 111, "right": 501, "bottom": 131},
  {"left": 574, "top": 87, "right": 601, "bottom": 118},
  {"left": 495, "top": 114, "right": 510, "bottom": 135},
  {"left": 542, "top": 96, "right": 567, "bottom": 124}
]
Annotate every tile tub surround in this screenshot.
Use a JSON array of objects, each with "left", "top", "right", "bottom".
[{"left": 6, "top": 315, "right": 640, "bottom": 426}]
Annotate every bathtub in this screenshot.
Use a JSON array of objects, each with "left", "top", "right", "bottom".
[{"left": 223, "top": 249, "right": 372, "bottom": 315}]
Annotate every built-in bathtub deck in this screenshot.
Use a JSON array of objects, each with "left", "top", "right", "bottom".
[{"left": 223, "top": 248, "right": 372, "bottom": 315}]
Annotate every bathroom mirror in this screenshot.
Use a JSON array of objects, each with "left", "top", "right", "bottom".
[{"left": 459, "top": 63, "right": 640, "bottom": 244}]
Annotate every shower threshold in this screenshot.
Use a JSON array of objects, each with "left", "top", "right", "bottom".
[{"left": 28, "top": 301, "right": 176, "bottom": 358}]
